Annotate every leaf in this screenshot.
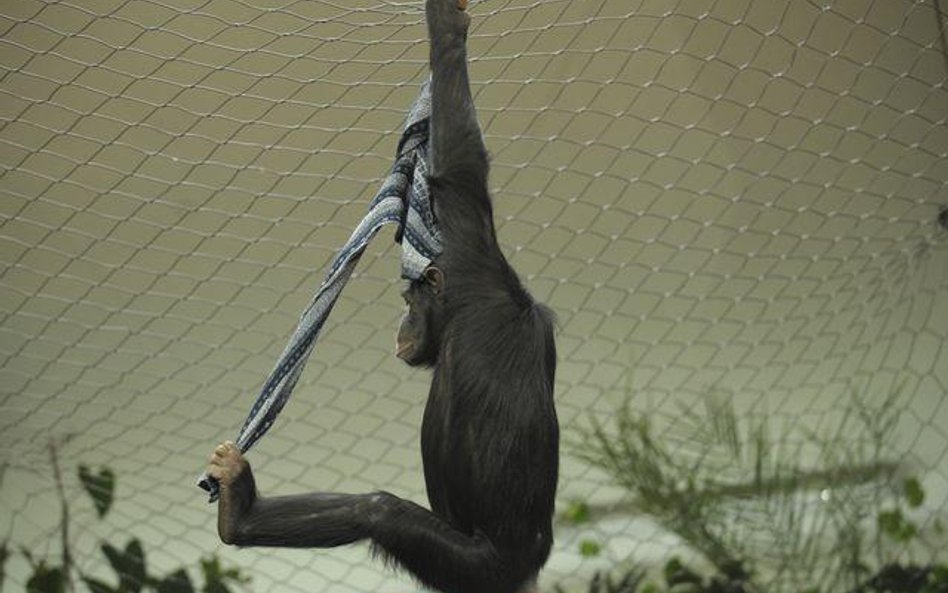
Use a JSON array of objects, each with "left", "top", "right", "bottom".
[
  {"left": 79, "top": 466, "right": 115, "bottom": 519},
  {"left": 102, "top": 540, "right": 146, "bottom": 593},
  {"left": 903, "top": 477, "right": 925, "bottom": 508},
  {"left": 82, "top": 576, "right": 118, "bottom": 593},
  {"left": 200, "top": 556, "right": 249, "bottom": 593},
  {"left": 202, "top": 574, "right": 230, "bottom": 593},
  {"left": 564, "top": 500, "right": 591, "bottom": 524},
  {"left": 877, "top": 509, "right": 917, "bottom": 543},
  {"left": 663, "top": 556, "right": 702, "bottom": 586},
  {"left": 155, "top": 570, "right": 195, "bottom": 593},
  {"left": 931, "top": 563, "right": 948, "bottom": 583},
  {"left": 1, "top": 540, "right": 8, "bottom": 593},
  {"left": 578, "top": 539, "right": 601, "bottom": 557},
  {"left": 122, "top": 540, "right": 146, "bottom": 593},
  {"left": 26, "top": 562, "right": 65, "bottom": 593},
  {"left": 20, "top": 546, "right": 35, "bottom": 567},
  {"left": 878, "top": 509, "right": 902, "bottom": 537},
  {"left": 611, "top": 567, "right": 646, "bottom": 593}
]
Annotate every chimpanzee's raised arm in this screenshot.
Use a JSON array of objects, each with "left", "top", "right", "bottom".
[{"left": 426, "top": 0, "right": 488, "bottom": 186}]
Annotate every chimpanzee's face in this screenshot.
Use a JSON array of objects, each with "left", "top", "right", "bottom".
[{"left": 395, "top": 267, "right": 444, "bottom": 367}]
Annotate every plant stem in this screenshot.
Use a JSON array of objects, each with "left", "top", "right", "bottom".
[
  {"left": 554, "top": 460, "right": 897, "bottom": 526},
  {"left": 48, "top": 441, "right": 74, "bottom": 593}
]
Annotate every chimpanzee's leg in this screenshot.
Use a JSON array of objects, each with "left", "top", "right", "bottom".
[
  {"left": 208, "top": 441, "right": 376, "bottom": 547},
  {"left": 207, "top": 442, "right": 523, "bottom": 593}
]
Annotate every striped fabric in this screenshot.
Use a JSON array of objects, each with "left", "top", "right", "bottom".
[{"left": 199, "top": 79, "right": 442, "bottom": 501}]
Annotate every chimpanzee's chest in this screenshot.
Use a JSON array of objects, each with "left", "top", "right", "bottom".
[
  {"left": 420, "top": 367, "right": 484, "bottom": 527},
  {"left": 420, "top": 368, "right": 455, "bottom": 516}
]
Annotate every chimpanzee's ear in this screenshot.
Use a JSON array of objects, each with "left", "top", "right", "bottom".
[{"left": 423, "top": 266, "right": 445, "bottom": 295}]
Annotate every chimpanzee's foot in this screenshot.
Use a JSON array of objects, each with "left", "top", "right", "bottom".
[
  {"left": 206, "top": 441, "right": 248, "bottom": 487},
  {"left": 206, "top": 441, "right": 254, "bottom": 544}
]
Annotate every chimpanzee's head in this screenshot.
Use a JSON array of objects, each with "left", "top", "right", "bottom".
[{"left": 396, "top": 266, "right": 445, "bottom": 367}]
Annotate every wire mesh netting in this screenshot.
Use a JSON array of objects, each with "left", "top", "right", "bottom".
[{"left": 1, "top": 0, "right": 947, "bottom": 591}]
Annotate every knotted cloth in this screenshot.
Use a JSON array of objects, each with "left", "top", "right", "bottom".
[{"left": 199, "top": 79, "right": 442, "bottom": 502}]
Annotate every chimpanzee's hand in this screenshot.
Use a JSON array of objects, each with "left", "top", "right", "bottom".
[{"left": 427, "top": 0, "right": 470, "bottom": 40}]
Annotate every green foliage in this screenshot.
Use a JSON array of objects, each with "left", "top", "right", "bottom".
[
  {"left": 903, "top": 478, "right": 925, "bottom": 508},
  {"left": 878, "top": 508, "right": 918, "bottom": 543},
  {"left": 26, "top": 562, "right": 65, "bottom": 593},
  {"left": 563, "top": 556, "right": 755, "bottom": 593},
  {"left": 570, "top": 399, "right": 752, "bottom": 575},
  {"left": 84, "top": 575, "right": 119, "bottom": 593},
  {"left": 15, "top": 460, "right": 250, "bottom": 593},
  {"left": 565, "top": 500, "right": 592, "bottom": 524},
  {"left": 199, "top": 557, "right": 250, "bottom": 593},
  {"left": 79, "top": 466, "right": 115, "bottom": 519},
  {"left": 663, "top": 557, "right": 701, "bottom": 586},
  {"left": 74, "top": 540, "right": 223, "bottom": 593},
  {"left": 568, "top": 386, "right": 932, "bottom": 593},
  {"left": 556, "top": 567, "right": 646, "bottom": 593},
  {"left": 918, "top": 563, "right": 948, "bottom": 593},
  {"left": 875, "top": 477, "right": 928, "bottom": 546},
  {"left": 579, "top": 539, "right": 602, "bottom": 558},
  {"left": 1, "top": 540, "right": 8, "bottom": 593},
  {"left": 102, "top": 540, "right": 147, "bottom": 593},
  {"left": 152, "top": 569, "right": 195, "bottom": 593}
]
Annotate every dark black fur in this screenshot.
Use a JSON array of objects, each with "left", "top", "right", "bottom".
[{"left": 211, "top": 2, "right": 558, "bottom": 592}]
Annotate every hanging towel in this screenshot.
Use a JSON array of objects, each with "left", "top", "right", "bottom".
[{"left": 199, "top": 78, "right": 442, "bottom": 502}]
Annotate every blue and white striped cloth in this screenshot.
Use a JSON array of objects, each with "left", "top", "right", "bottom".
[{"left": 199, "top": 79, "right": 442, "bottom": 502}]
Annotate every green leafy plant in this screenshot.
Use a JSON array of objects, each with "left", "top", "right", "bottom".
[
  {"left": 5, "top": 442, "right": 249, "bottom": 593},
  {"left": 555, "top": 566, "right": 646, "bottom": 593},
  {"left": 23, "top": 551, "right": 66, "bottom": 593},
  {"left": 1, "top": 541, "right": 8, "bottom": 593},
  {"left": 567, "top": 386, "right": 943, "bottom": 593},
  {"left": 570, "top": 398, "right": 755, "bottom": 579},
  {"left": 564, "top": 500, "right": 592, "bottom": 525},
  {"left": 579, "top": 539, "right": 602, "bottom": 558},
  {"left": 78, "top": 466, "right": 115, "bottom": 519},
  {"left": 557, "top": 556, "right": 754, "bottom": 593},
  {"left": 878, "top": 509, "right": 917, "bottom": 544},
  {"left": 199, "top": 557, "right": 250, "bottom": 593},
  {"left": 904, "top": 478, "right": 925, "bottom": 508},
  {"left": 875, "top": 477, "right": 927, "bottom": 545}
]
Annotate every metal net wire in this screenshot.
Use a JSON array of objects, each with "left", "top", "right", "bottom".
[{"left": 1, "top": 0, "right": 947, "bottom": 591}]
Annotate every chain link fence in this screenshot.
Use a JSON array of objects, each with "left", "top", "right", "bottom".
[{"left": 2, "top": 0, "right": 947, "bottom": 591}]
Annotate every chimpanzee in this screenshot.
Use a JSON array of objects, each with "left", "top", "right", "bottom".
[{"left": 204, "top": 1, "right": 559, "bottom": 592}]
